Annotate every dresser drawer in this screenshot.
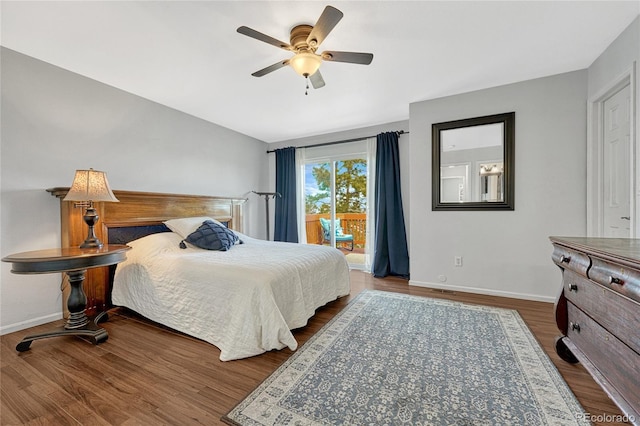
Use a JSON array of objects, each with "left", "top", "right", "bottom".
[
  {"left": 564, "top": 270, "right": 640, "bottom": 354},
  {"left": 589, "top": 257, "right": 640, "bottom": 304},
  {"left": 552, "top": 244, "right": 590, "bottom": 276},
  {"left": 567, "top": 303, "right": 640, "bottom": 414}
]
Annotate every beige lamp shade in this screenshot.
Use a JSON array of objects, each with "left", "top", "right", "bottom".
[
  {"left": 289, "top": 52, "right": 322, "bottom": 77},
  {"left": 63, "top": 169, "right": 119, "bottom": 202}
]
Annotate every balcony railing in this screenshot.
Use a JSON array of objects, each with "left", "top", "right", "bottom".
[{"left": 305, "top": 213, "right": 367, "bottom": 248}]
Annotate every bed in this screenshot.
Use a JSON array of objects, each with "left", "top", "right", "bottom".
[{"left": 47, "top": 188, "right": 350, "bottom": 361}]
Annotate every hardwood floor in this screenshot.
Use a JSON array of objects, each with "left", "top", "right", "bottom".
[{"left": 1, "top": 271, "right": 628, "bottom": 425}]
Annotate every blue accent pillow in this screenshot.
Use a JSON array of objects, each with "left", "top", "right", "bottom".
[{"left": 180, "top": 220, "right": 239, "bottom": 251}]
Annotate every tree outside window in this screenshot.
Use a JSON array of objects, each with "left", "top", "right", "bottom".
[{"left": 305, "top": 160, "right": 367, "bottom": 214}]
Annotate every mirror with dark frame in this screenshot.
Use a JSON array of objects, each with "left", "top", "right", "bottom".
[{"left": 432, "top": 112, "right": 515, "bottom": 211}]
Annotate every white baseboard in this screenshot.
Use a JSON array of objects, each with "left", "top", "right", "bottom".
[
  {"left": 0, "top": 312, "right": 63, "bottom": 336},
  {"left": 409, "top": 280, "right": 556, "bottom": 303}
]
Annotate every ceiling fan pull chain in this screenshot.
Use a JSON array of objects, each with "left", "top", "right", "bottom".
[{"left": 305, "top": 76, "right": 309, "bottom": 96}]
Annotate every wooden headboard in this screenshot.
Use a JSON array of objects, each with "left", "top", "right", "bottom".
[{"left": 47, "top": 187, "right": 247, "bottom": 317}]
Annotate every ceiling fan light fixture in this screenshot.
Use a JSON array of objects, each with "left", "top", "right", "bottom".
[{"left": 289, "top": 52, "right": 322, "bottom": 77}]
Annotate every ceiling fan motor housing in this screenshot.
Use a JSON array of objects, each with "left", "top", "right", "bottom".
[{"left": 290, "top": 25, "right": 315, "bottom": 52}]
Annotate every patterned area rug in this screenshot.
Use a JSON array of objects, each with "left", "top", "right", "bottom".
[{"left": 223, "top": 290, "right": 588, "bottom": 425}]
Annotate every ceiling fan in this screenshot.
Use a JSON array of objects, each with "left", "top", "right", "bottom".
[{"left": 237, "top": 5, "right": 373, "bottom": 94}]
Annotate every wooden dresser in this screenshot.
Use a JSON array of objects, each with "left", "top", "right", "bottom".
[{"left": 551, "top": 237, "right": 639, "bottom": 424}]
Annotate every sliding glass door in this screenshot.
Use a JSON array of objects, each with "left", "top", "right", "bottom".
[{"left": 303, "top": 156, "right": 369, "bottom": 269}]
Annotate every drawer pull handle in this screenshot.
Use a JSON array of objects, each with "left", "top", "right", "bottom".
[
  {"left": 609, "top": 276, "right": 624, "bottom": 285},
  {"left": 570, "top": 322, "right": 581, "bottom": 332},
  {"left": 568, "top": 283, "right": 578, "bottom": 292},
  {"left": 559, "top": 255, "right": 571, "bottom": 264}
]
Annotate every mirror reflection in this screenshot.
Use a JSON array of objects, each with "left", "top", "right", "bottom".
[{"left": 432, "top": 112, "right": 514, "bottom": 210}]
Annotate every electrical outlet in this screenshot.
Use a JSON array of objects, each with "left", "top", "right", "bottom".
[{"left": 454, "top": 256, "right": 463, "bottom": 267}]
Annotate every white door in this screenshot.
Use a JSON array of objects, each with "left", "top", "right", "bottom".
[{"left": 603, "top": 84, "right": 631, "bottom": 237}]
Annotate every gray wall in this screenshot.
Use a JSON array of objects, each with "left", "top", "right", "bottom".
[
  {"left": 274, "top": 70, "right": 590, "bottom": 303},
  {"left": 409, "top": 70, "right": 588, "bottom": 301},
  {"left": 588, "top": 16, "right": 639, "bottom": 99},
  {"left": 0, "top": 48, "right": 268, "bottom": 333}
]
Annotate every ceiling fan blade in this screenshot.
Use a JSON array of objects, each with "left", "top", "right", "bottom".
[
  {"left": 321, "top": 51, "right": 373, "bottom": 65},
  {"left": 309, "top": 70, "right": 325, "bottom": 89},
  {"left": 237, "top": 26, "right": 292, "bottom": 51},
  {"left": 251, "top": 59, "right": 290, "bottom": 77},
  {"left": 306, "top": 6, "right": 343, "bottom": 48}
]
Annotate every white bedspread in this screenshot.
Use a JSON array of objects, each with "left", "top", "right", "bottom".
[{"left": 112, "top": 231, "right": 350, "bottom": 361}]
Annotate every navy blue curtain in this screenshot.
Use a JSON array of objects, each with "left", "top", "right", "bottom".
[
  {"left": 274, "top": 147, "right": 299, "bottom": 243},
  {"left": 372, "top": 132, "right": 409, "bottom": 278}
]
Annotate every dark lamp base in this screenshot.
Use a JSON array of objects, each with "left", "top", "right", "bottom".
[
  {"left": 80, "top": 239, "right": 104, "bottom": 249},
  {"left": 80, "top": 206, "right": 103, "bottom": 249}
]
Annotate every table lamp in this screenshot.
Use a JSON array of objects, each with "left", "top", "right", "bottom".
[{"left": 63, "top": 169, "right": 119, "bottom": 249}]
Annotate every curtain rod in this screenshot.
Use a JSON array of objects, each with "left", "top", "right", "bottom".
[{"left": 266, "top": 130, "right": 409, "bottom": 154}]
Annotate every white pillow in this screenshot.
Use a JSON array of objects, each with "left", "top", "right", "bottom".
[{"left": 163, "top": 216, "right": 223, "bottom": 239}]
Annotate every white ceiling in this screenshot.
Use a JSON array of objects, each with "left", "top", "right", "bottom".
[{"left": 1, "top": 1, "right": 638, "bottom": 143}]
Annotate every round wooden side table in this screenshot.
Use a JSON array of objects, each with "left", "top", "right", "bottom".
[{"left": 2, "top": 245, "right": 130, "bottom": 351}]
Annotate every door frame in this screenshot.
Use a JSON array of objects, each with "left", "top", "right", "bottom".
[{"left": 587, "top": 61, "right": 637, "bottom": 237}]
